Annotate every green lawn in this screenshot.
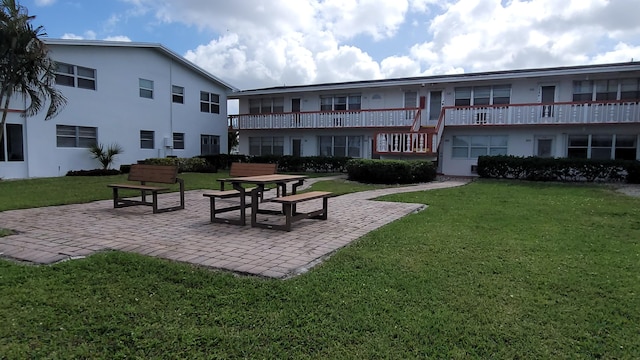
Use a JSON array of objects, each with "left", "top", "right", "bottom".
[{"left": 1, "top": 178, "right": 639, "bottom": 358}]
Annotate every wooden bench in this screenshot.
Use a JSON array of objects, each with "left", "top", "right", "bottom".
[
  {"left": 257, "top": 191, "right": 333, "bottom": 231},
  {"left": 203, "top": 162, "right": 277, "bottom": 225},
  {"left": 202, "top": 190, "right": 252, "bottom": 225},
  {"left": 218, "top": 162, "right": 277, "bottom": 191},
  {"left": 107, "top": 164, "right": 184, "bottom": 214}
]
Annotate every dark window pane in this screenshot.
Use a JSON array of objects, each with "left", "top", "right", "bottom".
[
  {"left": 567, "top": 148, "right": 588, "bottom": 158},
  {"left": 56, "top": 74, "right": 75, "bottom": 87},
  {"left": 615, "top": 148, "right": 636, "bottom": 160},
  {"left": 77, "top": 78, "right": 95, "bottom": 90},
  {"left": 6, "top": 124, "right": 24, "bottom": 161}
]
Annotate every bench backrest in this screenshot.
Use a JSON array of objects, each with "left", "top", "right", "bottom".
[
  {"left": 128, "top": 164, "right": 179, "bottom": 184},
  {"left": 229, "top": 162, "right": 277, "bottom": 177}
]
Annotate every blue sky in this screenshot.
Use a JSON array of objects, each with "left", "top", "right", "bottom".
[{"left": 20, "top": 0, "right": 640, "bottom": 91}]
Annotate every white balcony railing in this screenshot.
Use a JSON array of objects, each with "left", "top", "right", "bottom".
[
  {"left": 375, "top": 132, "right": 433, "bottom": 154},
  {"left": 230, "top": 108, "right": 418, "bottom": 130},
  {"left": 443, "top": 101, "right": 640, "bottom": 127}
]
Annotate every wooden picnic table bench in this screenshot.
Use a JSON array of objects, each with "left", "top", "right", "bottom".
[
  {"left": 107, "top": 164, "right": 184, "bottom": 214},
  {"left": 257, "top": 191, "right": 333, "bottom": 231},
  {"left": 203, "top": 162, "right": 278, "bottom": 225}
]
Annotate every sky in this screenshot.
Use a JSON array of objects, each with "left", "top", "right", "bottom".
[{"left": 19, "top": 0, "right": 640, "bottom": 93}]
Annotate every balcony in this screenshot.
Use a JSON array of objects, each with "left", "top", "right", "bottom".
[
  {"left": 442, "top": 100, "right": 640, "bottom": 127},
  {"left": 229, "top": 108, "right": 419, "bottom": 130}
]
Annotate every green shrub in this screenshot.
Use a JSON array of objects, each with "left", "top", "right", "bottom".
[
  {"left": 626, "top": 161, "right": 640, "bottom": 184},
  {"left": 66, "top": 169, "right": 121, "bottom": 176},
  {"left": 346, "top": 159, "right": 436, "bottom": 184},
  {"left": 477, "top": 155, "right": 634, "bottom": 183},
  {"left": 143, "top": 157, "right": 216, "bottom": 173}
]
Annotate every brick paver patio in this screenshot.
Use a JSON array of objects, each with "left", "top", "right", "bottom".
[{"left": 0, "top": 179, "right": 469, "bottom": 278}]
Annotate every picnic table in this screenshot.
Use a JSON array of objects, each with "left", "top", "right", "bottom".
[{"left": 211, "top": 174, "right": 332, "bottom": 231}]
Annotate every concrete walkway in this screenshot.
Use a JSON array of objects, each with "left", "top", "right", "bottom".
[{"left": 0, "top": 177, "right": 470, "bottom": 279}]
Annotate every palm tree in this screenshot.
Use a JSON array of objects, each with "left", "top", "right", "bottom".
[
  {"left": 89, "top": 143, "right": 123, "bottom": 170},
  {"left": 0, "top": 0, "right": 66, "bottom": 142}
]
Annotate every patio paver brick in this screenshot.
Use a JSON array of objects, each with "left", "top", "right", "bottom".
[{"left": 0, "top": 178, "right": 469, "bottom": 278}]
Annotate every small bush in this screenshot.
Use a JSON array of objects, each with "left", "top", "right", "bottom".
[
  {"left": 346, "top": 159, "right": 436, "bottom": 184},
  {"left": 477, "top": 155, "right": 635, "bottom": 183},
  {"left": 66, "top": 169, "right": 121, "bottom": 176},
  {"left": 143, "top": 157, "right": 216, "bottom": 173}
]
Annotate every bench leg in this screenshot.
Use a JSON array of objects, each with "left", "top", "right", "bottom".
[
  {"left": 283, "top": 203, "right": 293, "bottom": 232},
  {"left": 112, "top": 187, "right": 120, "bottom": 208},
  {"left": 152, "top": 191, "right": 159, "bottom": 213},
  {"left": 178, "top": 179, "right": 185, "bottom": 210}
]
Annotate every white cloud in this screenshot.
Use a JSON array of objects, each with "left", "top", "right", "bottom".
[
  {"left": 124, "top": 0, "right": 640, "bottom": 89},
  {"left": 34, "top": 0, "right": 56, "bottom": 6},
  {"left": 61, "top": 31, "right": 96, "bottom": 40},
  {"left": 104, "top": 36, "right": 132, "bottom": 42}
]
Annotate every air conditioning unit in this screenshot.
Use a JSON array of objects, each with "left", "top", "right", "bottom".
[{"left": 470, "top": 165, "right": 478, "bottom": 174}]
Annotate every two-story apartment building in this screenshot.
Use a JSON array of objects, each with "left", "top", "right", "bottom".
[
  {"left": 0, "top": 39, "right": 235, "bottom": 179},
  {"left": 229, "top": 62, "right": 640, "bottom": 176}
]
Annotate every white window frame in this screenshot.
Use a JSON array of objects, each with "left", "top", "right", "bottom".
[
  {"left": 56, "top": 125, "right": 97, "bottom": 148},
  {"left": 567, "top": 134, "right": 638, "bottom": 160},
  {"left": 139, "top": 78, "right": 154, "bottom": 99},
  {"left": 140, "top": 130, "right": 154, "bottom": 149},
  {"left": 200, "top": 91, "right": 220, "bottom": 114},
  {"left": 172, "top": 85, "right": 184, "bottom": 104},
  {"left": 319, "top": 95, "right": 362, "bottom": 111},
  {"left": 454, "top": 86, "right": 511, "bottom": 106},
  {"left": 452, "top": 135, "right": 508, "bottom": 159},
  {"left": 55, "top": 62, "right": 96, "bottom": 90},
  {"left": 1, "top": 123, "right": 24, "bottom": 161},
  {"left": 572, "top": 78, "right": 640, "bottom": 102},
  {"left": 248, "top": 136, "right": 284, "bottom": 156},
  {"left": 173, "top": 132, "right": 185, "bottom": 150},
  {"left": 318, "top": 135, "right": 363, "bottom": 157}
]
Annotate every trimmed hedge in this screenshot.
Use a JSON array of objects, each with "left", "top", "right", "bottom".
[
  {"left": 477, "top": 155, "right": 640, "bottom": 183},
  {"left": 66, "top": 169, "right": 121, "bottom": 176},
  {"left": 346, "top": 159, "right": 436, "bottom": 184},
  {"left": 197, "top": 155, "right": 350, "bottom": 173},
  {"left": 141, "top": 157, "right": 216, "bottom": 173}
]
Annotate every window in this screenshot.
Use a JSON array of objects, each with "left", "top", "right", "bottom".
[
  {"left": 0, "top": 124, "right": 24, "bottom": 161},
  {"left": 139, "top": 79, "right": 154, "bottom": 99},
  {"left": 201, "top": 135, "right": 220, "bottom": 155},
  {"left": 172, "top": 86, "right": 184, "bottom": 104},
  {"left": 55, "top": 62, "right": 96, "bottom": 90},
  {"left": 595, "top": 80, "right": 618, "bottom": 101},
  {"left": 249, "top": 97, "right": 285, "bottom": 114},
  {"left": 454, "top": 86, "right": 510, "bottom": 106},
  {"left": 200, "top": 91, "right": 220, "bottom": 113},
  {"left": 573, "top": 79, "right": 640, "bottom": 102},
  {"left": 567, "top": 134, "right": 638, "bottom": 160},
  {"left": 615, "top": 135, "right": 637, "bottom": 160},
  {"left": 173, "top": 132, "right": 185, "bottom": 150},
  {"left": 56, "top": 125, "right": 97, "bottom": 148},
  {"left": 620, "top": 79, "right": 640, "bottom": 100},
  {"left": 248, "top": 136, "right": 284, "bottom": 156},
  {"left": 318, "top": 135, "right": 363, "bottom": 157},
  {"left": 140, "top": 130, "right": 154, "bottom": 149},
  {"left": 452, "top": 135, "right": 508, "bottom": 158},
  {"left": 319, "top": 95, "right": 361, "bottom": 111}
]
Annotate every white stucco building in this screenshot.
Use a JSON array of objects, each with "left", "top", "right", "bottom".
[
  {"left": 229, "top": 62, "right": 640, "bottom": 176},
  {"left": 0, "top": 39, "right": 235, "bottom": 179}
]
